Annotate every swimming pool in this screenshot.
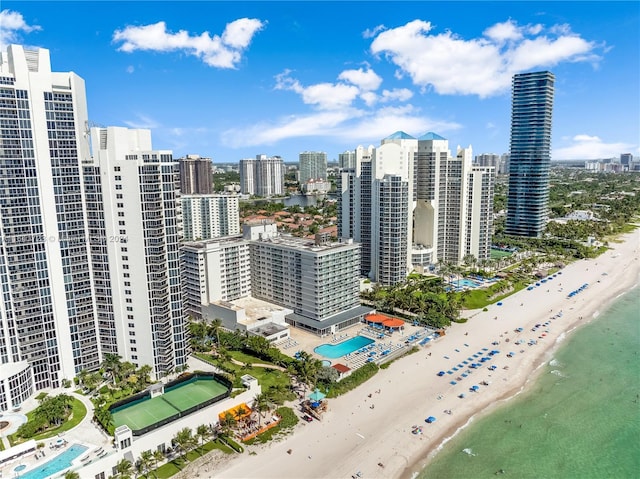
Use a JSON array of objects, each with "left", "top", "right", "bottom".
[
  {"left": 18, "top": 444, "right": 88, "bottom": 479},
  {"left": 314, "top": 336, "right": 374, "bottom": 359},
  {"left": 455, "top": 278, "right": 482, "bottom": 288}
]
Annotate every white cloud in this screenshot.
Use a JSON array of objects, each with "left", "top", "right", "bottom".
[
  {"left": 553, "top": 134, "right": 636, "bottom": 160},
  {"left": 0, "top": 10, "right": 41, "bottom": 49},
  {"left": 221, "top": 104, "right": 460, "bottom": 149},
  {"left": 380, "top": 88, "right": 413, "bottom": 102},
  {"left": 123, "top": 113, "right": 160, "bottom": 129},
  {"left": 370, "top": 18, "right": 602, "bottom": 97},
  {"left": 338, "top": 67, "right": 383, "bottom": 91},
  {"left": 484, "top": 20, "right": 523, "bottom": 43},
  {"left": 126, "top": 65, "right": 135, "bottom": 74},
  {"left": 112, "top": 18, "right": 265, "bottom": 69},
  {"left": 363, "top": 24, "right": 386, "bottom": 39}
]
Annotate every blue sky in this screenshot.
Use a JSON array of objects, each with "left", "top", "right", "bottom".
[{"left": 2, "top": 1, "right": 638, "bottom": 163}]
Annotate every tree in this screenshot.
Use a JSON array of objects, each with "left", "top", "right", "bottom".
[
  {"left": 196, "top": 424, "right": 210, "bottom": 454},
  {"left": 138, "top": 450, "right": 154, "bottom": 479},
  {"left": 172, "top": 427, "right": 194, "bottom": 464},
  {"left": 208, "top": 318, "right": 223, "bottom": 350},
  {"left": 114, "top": 458, "right": 133, "bottom": 479},
  {"left": 64, "top": 472, "right": 80, "bottom": 479},
  {"left": 152, "top": 449, "right": 165, "bottom": 475},
  {"left": 102, "top": 353, "right": 122, "bottom": 385}
]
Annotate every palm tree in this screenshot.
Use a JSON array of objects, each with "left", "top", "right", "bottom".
[
  {"left": 208, "top": 318, "right": 223, "bottom": 350},
  {"left": 152, "top": 449, "right": 165, "bottom": 475},
  {"left": 196, "top": 424, "right": 210, "bottom": 454},
  {"left": 101, "top": 353, "right": 122, "bottom": 385},
  {"left": 64, "top": 472, "right": 80, "bottom": 479},
  {"left": 172, "top": 427, "right": 194, "bottom": 465},
  {"left": 114, "top": 458, "right": 133, "bottom": 479},
  {"left": 252, "top": 393, "right": 270, "bottom": 426},
  {"left": 138, "top": 450, "right": 154, "bottom": 478}
]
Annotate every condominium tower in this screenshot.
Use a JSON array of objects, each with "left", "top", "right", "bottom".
[
  {"left": 505, "top": 71, "right": 555, "bottom": 237},
  {"left": 298, "top": 151, "right": 327, "bottom": 183},
  {"left": 178, "top": 154, "right": 213, "bottom": 194},
  {"left": 338, "top": 132, "right": 494, "bottom": 285},
  {"left": 0, "top": 45, "right": 187, "bottom": 410},
  {"left": 180, "top": 194, "right": 240, "bottom": 241},
  {"left": 239, "top": 154, "right": 284, "bottom": 196},
  {"left": 88, "top": 127, "right": 187, "bottom": 377}
]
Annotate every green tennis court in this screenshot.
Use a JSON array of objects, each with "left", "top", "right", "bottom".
[
  {"left": 112, "top": 396, "right": 179, "bottom": 431},
  {"left": 111, "top": 377, "right": 230, "bottom": 432}
]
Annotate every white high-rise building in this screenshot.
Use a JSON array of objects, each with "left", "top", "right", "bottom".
[
  {"left": 180, "top": 194, "right": 240, "bottom": 241},
  {"left": 88, "top": 127, "right": 187, "bottom": 377},
  {"left": 0, "top": 45, "right": 100, "bottom": 409},
  {"left": 338, "top": 150, "right": 356, "bottom": 169},
  {"left": 338, "top": 131, "right": 495, "bottom": 285},
  {"left": 180, "top": 237, "right": 252, "bottom": 320},
  {"left": 239, "top": 154, "right": 284, "bottom": 196},
  {"left": 298, "top": 151, "right": 327, "bottom": 183}
]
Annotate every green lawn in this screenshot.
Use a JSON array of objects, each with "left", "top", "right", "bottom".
[
  {"left": 490, "top": 248, "right": 513, "bottom": 259},
  {"left": 9, "top": 397, "right": 87, "bottom": 446},
  {"left": 195, "top": 353, "right": 291, "bottom": 392},
  {"left": 461, "top": 281, "right": 528, "bottom": 309},
  {"left": 141, "top": 440, "right": 233, "bottom": 479}
]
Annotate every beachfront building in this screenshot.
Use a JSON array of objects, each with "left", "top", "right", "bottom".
[
  {"left": 178, "top": 154, "right": 213, "bottom": 194},
  {"left": 338, "top": 132, "right": 495, "bottom": 285},
  {"left": 505, "top": 71, "right": 555, "bottom": 237},
  {"left": 246, "top": 222, "right": 371, "bottom": 335},
  {"left": 0, "top": 44, "right": 101, "bottom": 405},
  {"left": 299, "top": 151, "right": 327, "bottom": 183},
  {"left": 88, "top": 126, "right": 188, "bottom": 377},
  {"left": 339, "top": 149, "right": 357, "bottom": 169},
  {"left": 180, "top": 236, "right": 252, "bottom": 320},
  {"left": 239, "top": 154, "right": 285, "bottom": 196},
  {"left": 180, "top": 194, "right": 240, "bottom": 241}
]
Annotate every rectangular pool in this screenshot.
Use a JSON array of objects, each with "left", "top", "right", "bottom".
[
  {"left": 18, "top": 444, "right": 88, "bottom": 479},
  {"left": 314, "top": 336, "right": 374, "bottom": 359}
]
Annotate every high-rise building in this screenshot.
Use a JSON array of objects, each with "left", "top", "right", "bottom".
[
  {"left": 180, "top": 194, "right": 240, "bottom": 241},
  {"left": 506, "top": 71, "right": 555, "bottom": 237},
  {"left": 89, "top": 127, "right": 187, "bottom": 377},
  {"left": 181, "top": 236, "right": 251, "bottom": 320},
  {"left": 338, "top": 150, "right": 356, "bottom": 169},
  {"left": 338, "top": 132, "right": 494, "bottom": 285},
  {"left": 298, "top": 151, "right": 327, "bottom": 183},
  {"left": 239, "top": 154, "right": 284, "bottom": 196},
  {"left": 620, "top": 153, "right": 632, "bottom": 166},
  {"left": 0, "top": 45, "right": 100, "bottom": 409},
  {"left": 178, "top": 154, "right": 213, "bottom": 194}
]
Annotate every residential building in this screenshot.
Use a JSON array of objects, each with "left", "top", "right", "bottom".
[
  {"left": 506, "top": 71, "right": 555, "bottom": 237},
  {"left": 338, "top": 132, "right": 495, "bottom": 285},
  {"left": 89, "top": 126, "right": 187, "bottom": 377},
  {"left": 239, "top": 154, "right": 284, "bottom": 196},
  {"left": 246, "top": 223, "right": 370, "bottom": 335},
  {"left": 180, "top": 194, "right": 240, "bottom": 241},
  {"left": 180, "top": 236, "right": 251, "bottom": 320},
  {"left": 620, "top": 153, "right": 632, "bottom": 167},
  {"left": 0, "top": 45, "right": 100, "bottom": 409},
  {"left": 299, "top": 151, "right": 327, "bottom": 183},
  {"left": 338, "top": 150, "right": 356, "bottom": 169},
  {"left": 178, "top": 154, "right": 213, "bottom": 194}
]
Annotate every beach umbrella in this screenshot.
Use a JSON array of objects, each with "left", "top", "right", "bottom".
[
  {"left": 438, "top": 371, "right": 446, "bottom": 377},
  {"left": 426, "top": 416, "right": 437, "bottom": 423},
  {"left": 471, "top": 385, "right": 479, "bottom": 391},
  {"left": 497, "top": 302, "right": 503, "bottom": 306}
]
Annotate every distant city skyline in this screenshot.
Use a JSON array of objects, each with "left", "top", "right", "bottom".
[{"left": 1, "top": 2, "right": 638, "bottom": 162}]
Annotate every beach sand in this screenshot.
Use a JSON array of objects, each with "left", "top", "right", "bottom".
[{"left": 212, "top": 229, "right": 639, "bottom": 479}]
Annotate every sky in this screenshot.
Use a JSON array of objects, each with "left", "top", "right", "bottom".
[{"left": 1, "top": 1, "right": 638, "bottom": 163}]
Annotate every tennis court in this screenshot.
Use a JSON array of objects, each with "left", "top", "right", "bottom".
[
  {"left": 162, "top": 378, "right": 229, "bottom": 411},
  {"left": 111, "top": 377, "right": 230, "bottom": 432}
]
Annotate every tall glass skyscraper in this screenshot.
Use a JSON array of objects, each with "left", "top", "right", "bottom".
[{"left": 505, "top": 71, "right": 555, "bottom": 237}]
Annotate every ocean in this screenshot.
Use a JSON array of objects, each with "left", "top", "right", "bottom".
[{"left": 419, "top": 287, "right": 640, "bottom": 479}]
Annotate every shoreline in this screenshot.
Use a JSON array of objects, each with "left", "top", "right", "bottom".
[
  {"left": 214, "top": 229, "right": 639, "bottom": 479},
  {"left": 400, "top": 278, "right": 639, "bottom": 479}
]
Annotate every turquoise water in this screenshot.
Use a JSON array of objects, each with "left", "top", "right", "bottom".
[
  {"left": 18, "top": 444, "right": 88, "bottom": 479},
  {"left": 420, "top": 288, "right": 640, "bottom": 479},
  {"left": 314, "top": 336, "right": 374, "bottom": 358}
]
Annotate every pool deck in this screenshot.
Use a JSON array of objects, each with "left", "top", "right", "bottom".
[{"left": 274, "top": 321, "right": 433, "bottom": 370}]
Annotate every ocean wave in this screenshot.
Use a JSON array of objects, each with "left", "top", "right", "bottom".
[
  {"left": 462, "top": 448, "right": 476, "bottom": 456},
  {"left": 550, "top": 370, "right": 567, "bottom": 378},
  {"left": 549, "top": 359, "right": 562, "bottom": 367}
]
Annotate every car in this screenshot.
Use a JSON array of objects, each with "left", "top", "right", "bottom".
[{"left": 302, "top": 414, "right": 313, "bottom": 422}]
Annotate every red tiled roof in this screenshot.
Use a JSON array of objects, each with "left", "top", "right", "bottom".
[{"left": 332, "top": 363, "right": 351, "bottom": 373}]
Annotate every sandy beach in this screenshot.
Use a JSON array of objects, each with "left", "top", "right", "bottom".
[{"left": 213, "top": 229, "right": 639, "bottom": 479}]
